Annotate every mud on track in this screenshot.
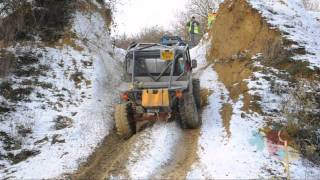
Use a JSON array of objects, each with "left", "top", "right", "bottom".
[
  {"left": 72, "top": 132, "right": 131, "bottom": 179},
  {"left": 72, "top": 121, "right": 201, "bottom": 180}
]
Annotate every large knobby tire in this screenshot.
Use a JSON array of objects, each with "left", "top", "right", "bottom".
[
  {"left": 114, "top": 103, "right": 133, "bottom": 138},
  {"left": 192, "top": 78, "right": 201, "bottom": 109},
  {"left": 179, "top": 93, "right": 201, "bottom": 129}
]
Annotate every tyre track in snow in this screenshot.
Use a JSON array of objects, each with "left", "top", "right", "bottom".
[
  {"left": 71, "top": 121, "right": 200, "bottom": 179},
  {"left": 150, "top": 64, "right": 208, "bottom": 179},
  {"left": 71, "top": 48, "right": 139, "bottom": 178},
  {"left": 145, "top": 65, "right": 207, "bottom": 179},
  {"left": 152, "top": 128, "right": 200, "bottom": 179},
  {"left": 72, "top": 132, "right": 131, "bottom": 179},
  {"left": 72, "top": 127, "right": 161, "bottom": 179}
]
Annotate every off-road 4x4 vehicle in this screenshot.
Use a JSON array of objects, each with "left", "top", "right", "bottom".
[{"left": 114, "top": 41, "right": 201, "bottom": 137}]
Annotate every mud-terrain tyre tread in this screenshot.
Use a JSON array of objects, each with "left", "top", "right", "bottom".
[
  {"left": 179, "top": 92, "right": 201, "bottom": 129},
  {"left": 114, "top": 103, "right": 132, "bottom": 138},
  {"left": 192, "top": 78, "right": 201, "bottom": 109}
]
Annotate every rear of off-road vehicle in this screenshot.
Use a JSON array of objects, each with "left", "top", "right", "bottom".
[{"left": 114, "top": 42, "right": 201, "bottom": 137}]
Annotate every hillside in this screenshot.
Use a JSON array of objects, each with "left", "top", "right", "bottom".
[
  {"left": 208, "top": 0, "right": 320, "bottom": 169},
  {"left": 0, "top": 1, "right": 123, "bottom": 179}
]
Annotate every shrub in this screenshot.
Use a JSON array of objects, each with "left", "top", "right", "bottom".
[
  {"left": 281, "top": 80, "right": 320, "bottom": 164},
  {"left": 0, "top": 0, "right": 75, "bottom": 43},
  {"left": 115, "top": 26, "right": 172, "bottom": 49}
]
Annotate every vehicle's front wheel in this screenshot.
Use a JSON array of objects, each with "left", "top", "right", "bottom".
[
  {"left": 178, "top": 92, "right": 201, "bottom": 129},
  {"left": 114, "top": 103, "right": 134, "bottom": 138}
]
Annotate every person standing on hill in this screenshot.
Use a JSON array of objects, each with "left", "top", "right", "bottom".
[
  {"left": 186, "top": 16, "right": 200, "bottom": 47},
  {"left": 207, "top": 12, "right": 217, "bottom": 30}
]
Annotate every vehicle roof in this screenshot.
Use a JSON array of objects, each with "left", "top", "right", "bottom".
[
  {"left": 125, "top": 43, "right": 189, "bottom": 60},
  {"left": 127, "top": 43, "right": 187, "bottom": 52}
]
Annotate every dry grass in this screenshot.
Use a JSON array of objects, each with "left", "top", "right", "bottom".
[
  {"left": 0, "top": 0, "right": 75, "bottom": 45},
  {"left": 54, "top": 31, "right": 84, "bottom": 51},
  {"left": 279, "top": 80, "right": 320, "bottom": 164},
  {"left": 115, "top": 26, "right": 172, "bottom": 49},
  {"left": 75, "top": 0, "right": 113, "bottom": 28}
]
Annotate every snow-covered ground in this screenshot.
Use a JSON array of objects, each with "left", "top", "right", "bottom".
[
  {"left": 249, "top": 0, "right": 320, "bottom": 69},
  {"left": 303, "top": 0, "right": 320, "bottom": 11},
  {"left": 126, "top": 122, "right": 182, "bottom": 179},
  {"left": 0, "top": 10, "right": 122, "bottom": 179},
  {"left": 187, "top": 42, "right": 320, "bottom": 179},
  {"left": 190, "top": 34, "right": 211, "bottom": 72}
]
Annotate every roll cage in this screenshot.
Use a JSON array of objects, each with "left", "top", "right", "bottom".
[{"left": 124, "top": 43, "right": 192, "bottom": 89}]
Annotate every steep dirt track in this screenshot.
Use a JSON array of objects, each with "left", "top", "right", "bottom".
[{"left": 72, "top": 120, "right": 201, "bottom": 179}]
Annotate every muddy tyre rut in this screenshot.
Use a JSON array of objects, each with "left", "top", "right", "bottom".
[
  {"left": 72, "top": 132, "right": 131, "bottom": 180},
  {"left": 152, "top": 128, "right": 200, "bottom": 179},
  {"left": 72, "top": 122, "right": 200, "bottom": 179}
]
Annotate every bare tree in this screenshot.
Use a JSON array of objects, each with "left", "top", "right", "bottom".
[
  {"left": 172, "top": 10, "right": 190, "bottom": 41},
  {"left": 115, "top": 26, "right": 172, "bottom": 49},
  {"left": 189, "top": 0, "right": 222, "bottom": 31},
  {"left": 188, "top": 0, "right": 221, "bottom": 19},
  {"left": 172, "top": 0, "right": 222, "bottom": 39}
]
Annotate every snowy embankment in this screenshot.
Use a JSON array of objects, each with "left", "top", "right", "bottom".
[
  {"left": 249, "top": 0, "right": 320, "bottom": 69},
  {"left": 0, "top": 10, "right": 122, "bottom": 179},
  {"left": 187, "top": 39, "right": 320, "bottom": 179}
]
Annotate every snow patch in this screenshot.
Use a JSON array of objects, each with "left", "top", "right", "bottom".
[
  {"left": 126, "top": 122, "right": 182, "bottom": 179},
  {"left": 249, "top": 0, "right": 320, "bottom": 68}
]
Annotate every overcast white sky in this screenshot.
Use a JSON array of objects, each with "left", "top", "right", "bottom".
[{"left": 113, "top": 0, "right": 188, "bottom": 37}]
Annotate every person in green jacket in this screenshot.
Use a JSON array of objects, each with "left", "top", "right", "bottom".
[
  {"left": 186, "top": 16, "right": 200, "bottom": 47},
  {"left": 207, "top": 12, "right": 217, "bottom": 30}
]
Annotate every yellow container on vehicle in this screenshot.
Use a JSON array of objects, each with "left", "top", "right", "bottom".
[{"left": 142, "top": 89, "right": 169, "bottom": 107}]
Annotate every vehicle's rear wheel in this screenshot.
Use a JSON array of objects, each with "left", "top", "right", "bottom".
[
  {"left": 114, "top": 103, "right": 134, "bottom": 138},
  {"left": 179, "top": 92, "right": 201, "bottom": 129},
  {"left": 192, "top": 78, "right": 201, "bottom": 109},
  {"left": 123, "top": 73, "right": 132, "bottom": 82}
]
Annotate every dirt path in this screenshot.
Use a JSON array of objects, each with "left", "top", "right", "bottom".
[
  {"left": 72, "top": 123, "right": 201, "bottom": 179},
  {"left": 72, "top": 132, "right": 131, "bottom": 180}
]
